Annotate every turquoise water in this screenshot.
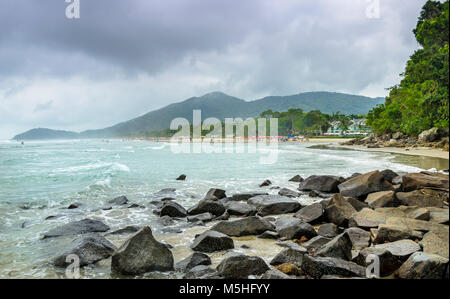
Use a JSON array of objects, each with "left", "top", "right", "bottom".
[{"left": 0, "top": 139, "right": 424, "bottom": 278}]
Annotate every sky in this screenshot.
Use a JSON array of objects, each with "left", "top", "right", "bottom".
[{"left": 0, "top": 0, "right": 430, "bottom": 139}]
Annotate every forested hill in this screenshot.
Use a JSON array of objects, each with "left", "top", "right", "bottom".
[{"left": 13, "top": 91, "right": 384, "bottom": 140}]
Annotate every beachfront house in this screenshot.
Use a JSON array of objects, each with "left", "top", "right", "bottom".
[{"left": 326, "top": 118, "right": 371, "bottom": 136}]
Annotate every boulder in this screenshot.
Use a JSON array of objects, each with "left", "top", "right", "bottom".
[
  {"left": 301, "top": 236, "right": 332, "bottom": 252},
  {"left": 345, "top": 227, "right": 370, "bottom": 251},
  {"left": 401, "top": 172, "right": 449, "bottom": 192},
  {"left": 183, "top": 265, "right": 219, "bottom": 279},
  {"left": 294, "top": 203, "right": 324, "bottom": 224},
  {"left": 259, "top": 180, "right": 272, "bottom": 187},
  {"left": 216, "top": 255, "right": 270, "bottom": 279},
  {"left": 353, "top": 247, "right": 402, "bottom": 276},
  {"left": 289, "top": 175, "right": 304, "bottom": 183},
  {"left": 188, "top": 199, "right": 226, "bottom": 216},
  {"left": 270, "top": 247, "right": 307, "bottom": 267},
  {"left": 299, "top": 175, "right": 344, "bottom": 193},
  {"left": 374, "top": 240, "right": 421, "bottom": 261},
  {"left": 301, "top": 255, "right": 365, "bottom": 279},
  {"left": 324, "top": 194, "right": 358, "bottom": 226},
  {"left": 338, "top": 171, "right": 393, "bottom": 198},
  {"left": 108, "top": 196, "right": 129, "bottom": 205},
  {"left": 373, "top": 223, "right": 423, "bottom": 244},
  {"left": 111, "top": 227, "right": 174, "bottom": 275},
  {"left": 108, "top": 226, "right": 142, "bottom": 235},
  {"left": 418, "top": 127, "right": 441, "bottom": 142},
  {"left": 278, "top": 188, "right": 301, "bottom": 198},
  {"left": 316, "top": 232, "right": 353, "bottom": 261},
  {"left": 261, "top": 269, "right": 293, "bottom": 279},
  {"left": 386, "top": 217, "right": 449, "bottom": 235},
  {"left": 211, "top": 216, "right": 274, "bottom": 237},
  {"left": 365, "top": 191, "right": 397, "bottom": 208},
  {"left": 428, "top": 207, "right": 449, "bottom": 224},
  {"left": 214, "top": 211, "right": 230, "bottom": 221},
  {"left": 275, "top": 217, "right": 317, "bottom": 240},
  {"left": 380, "top": 169, "right": 399, "bottom": 183},
  {"left": 317, "top": 223, "right": 341, "bottom": 238},
  {"left": 190, "top": 230, "right": 234, "bottom": 253},
  {"left": 176, "top": 174, "right": 186, "bottom": 181},
  {"left": 403, "top": 206, "right": 430, "bottom": 221},
  {"left": 187, "top": 212, "right": 214, "bottom": 223},
  {"left": 349, "top": 208, "right": 388, "bottom": 229},
  {"left": 224, "top": 201, "right": 257, "bottom": 216},
  {"left": 231, "top": 192, "right": 268, "bottom": 201},
  {"left": 396, "top": 189, "right": 446, "bottom": 207},
  {"left": 257, "top": 231, "right": 280, "bottom": 239},
  {"left": 43, "top": 219, "right": 110, "bottom": 239},
  {"left": 248, "top": 195, "right": 301, "bottom": 216},
  {"left": 397, "top": 252, "right": 449, "bottom": 279},
  {"left": 175, "top": 252, "right": 211, "bottom": 272},
  {"left": 160, "top": 201, "right": 187, "bottom": 218},
  {"left": 205, "top": 188, "right": 227, "bottom": 200},
  {"left": 419, "top": 231, "right": 449, "bottom": 258},
  {"left": 53, "top": 233, "right": 116, "bottom": 267},
  {"left": 68, "top": 202, "right": 83, "bottom": 209}
]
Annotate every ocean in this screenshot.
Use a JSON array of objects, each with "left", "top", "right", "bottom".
[{"left": 0, "top": 139, "right": 434, "bottom": 278}]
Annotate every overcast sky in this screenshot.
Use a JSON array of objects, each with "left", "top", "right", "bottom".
[{"left": 0, "top": 0, "right": 429, "bottom": 139}]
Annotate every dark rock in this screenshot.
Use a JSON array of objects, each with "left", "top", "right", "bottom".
[
  {"left": 275, "top": 217, "right": 317, "bottom": 240},
  {"left": 324, "top": 194, "right": 358, "bottom": 226},
  {"left": 108, "top": 196, "right": 128, "bottom": 205},
  {"left": 289, "top": 175, "right": 304, "bottom": 183},
  {"left": 299, "top": 175, "right": 344, "bottom": 193},
  {"left": 53, "top": 233, "right": 116, "bottom": 267},
  {"left": 261, "top": 269, "right": 293, "bottom": 279},
  {"left": 278, "top": 188, "right": 301, "bottom": 198},
  {"left": 381, "top": 169, "right": 399, "bottom": 183},
  {"left": 214, "top": 211, "right": 230, "bottom": 221},
  {"left": 402, "top": 172, "right": 449, "bottom": 192},
  {"left": 259, "top": 180, "right": 272, "bottom": 187},
  {"left": 316, "top": 232, "right": 353, "bottom": 261},
  {"left": 187, "top": 212, "right": 214, "bottom": 223},
  {"left": 68, "top": 202, "right": 83, "bottom": 209},
  {"left": 294, "top": 203, "right": 324, "bottom": 224},
  {"left": 258, "top": 230, "right": 280, "bottom": 239},
  {"left": 182, "top": 265, "right": 219, "bottom": 279},
  {"left": 205, "top": 188, "right": 227, "bottom": 200},
  {"left": 175, "top": 252, "right": 211, "bottom": 272},
  {"left": 420, "top": 231, "right": 449, "bottom": 259},
  {"left": 43, "top": 219, "right": 110, "bottom": 239},
  {"left": 349, "top": 208, "right": 388, "bottom": 229},
  {"left": 396, "top": 189, "right": 447, "bottom": 207},
  {"left": 191, "top": 230, "right": 234, "bottom": 253},
  {"left": 397, "top": 252, "right": 449, "bottom": 279},
  {"left": 373, "top": 223, "right": 423, "bottom": 244},
  {"left": 111, "top": 227, "right": 174, "bottom": 275},
  {"left": 301, "top": 255, "right": 365, "bottom": 279},
  {"left": 338, "top": 170, "right": 393, "bottom": 198},
  {"left": 128, "top": 203, "right": 145, "bottom": 209},
  {"left": 231, "top": 192, "right": 268, "bottom": 201},
  {"left": 176, "top": 174, "right": 186, "bottom": 181},
  {"left": 160, "top": 201, "right": 187, "bottom": 218},
  {"left": 188, "top": 198, "right": 226, "bottom": 216},
  {"left": 225, "top": 201, "right": 257, "bottom": 216},
  {"left": 374, "top": 240, "right": 421, "bottom": 261},
  {"left": 216, "top": 255, "right": 270, "bottom": 279},
  {"left": 301, "top": 236, "right": 332, "bottom": 252},
  {"left": 45, "top": 215, "right": 64, "bottom": 221},
  {"left": 248, "top": 195, "right": 301, "bottom": 216},
  {"left": 317, "top": 223, "right": 341, "bottom": 238},
  {"left": 354, "top": 247, "right": 402, "bottom": 276},
  {"left": 345, "top": 227, "right": 370, "bottom": 251},
  {"left": 211, "top": 216, "right": 274, "bottom": 237},
  {"left": 270, "top": 247, "right": 307, "bottom": 267},
  {"left": 365, "top": 191, "right": 397, "bottom": 208},
  {"left": 157, "top": 215, "right": 176, "bottom": 226},
  {"left": 108, "top": 226, "right": 142, "bottom": 235}
]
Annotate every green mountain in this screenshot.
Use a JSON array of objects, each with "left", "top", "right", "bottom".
[
  {"left": 13, "top": 91, "right": 384, "bottom": 140},
  {"left": 12, "top": 128, "right": 80, "bottom": 140}
]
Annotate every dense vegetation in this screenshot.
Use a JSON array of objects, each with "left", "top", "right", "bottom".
[{"left": 367, "top": 0, "right": 449, "bottom": 136}]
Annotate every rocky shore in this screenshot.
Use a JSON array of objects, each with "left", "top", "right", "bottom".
[{"left": 43, "top": 170, "right": 449, "bottom": 279}]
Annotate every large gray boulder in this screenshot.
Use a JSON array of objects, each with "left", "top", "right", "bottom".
[
  {"left": 365, "top": 191, "right": 397, "bottom": 208},
  {"left": 316, "top": 232, "right": 353, "bottom": 261},
  {"left": 43, "top": 219, "right": 110, "bottom": 239},
  {"left": 270, "top": 247, "right": 307, "bottom": 267},
  {"left": 275, "top": 217, "right": 317, "bottom": 240},
  {"left": 187, "top": 212, "right": 215, "bottom": 223},
  {"left": 248, "top": 195, "right": 301, "bottom": 216},
  {"left": 225, "top": 201, "right": 257, "bottom": 216},
  {"left": 188, "top": 198, "right": 226, "bottom": 216},
  {"left": 301, "top": 255, "right": 365, "bottom": 279},
  {"left": 216, "top": 255, "right": 270, "bottom": 279},
  {"left": 373, "top": 223, "right": 423, "bottom": 244},
  {"left": 53, "top": 233, "right": 116, "bottom": 267},
  {"left": 374, "top": 240, "right": 421, "bottom": 261},
  {"left": 211, "top": 216, "right": 274, "bottom": 237},
  {"left": 299, "top": 175, "right": 344, "bottom": 193},
  {"left": 294, "top": 203, "right": 324, "bottom": 224},
  {"left": 338, "top": 170, "right": 393, "bottom": 198},
  {"left": 397, "top": 252, "right": 449, "bottom": 279},
  {"left": 354, "top": 247, "right": 402, "bottom": 277},
  {"left": 205, "top": 188, "right": 227, "bottom": 200},
  {"left": 419, "top": 231, "right": 449, "bottom": 259},
  {"left": 401, "top": 172, "right": 449, "bottom": 192},
  {"left": 111, "top": 227, "right": 174, "bottom": 275},
  {"left": 278, "top": 188, "right": 301, "bottom": 198},
  {"left": 418, "top": 127, "right": 441, "bottom": 142},
  {"left": 349, "top": 208, "right": 388, "bottom": 229},
  {"left": 175, "top": 252, "right": 212, "bottom": 272},
  {"left": 160, "top": 201, "right": 187, "bottom": 218},
  {"left": 302, "top": 236, "right": 332, "bottom": 251},
  {"left": 183, "top": 265, "right": 219, "bottom": 279},
  {"left": 396, "top": 189, "right": 446, "bottom": 207},
  {"left": 345, "top": 227, "right": 371, "bottom": 251},
  {"left": 231, "top": 192, "right": 268, "bottom": 201},
  {"left": 324, "top": 194, "right": 361, "bottom": 226},
  {"left": 317, "top": 223, "right": 341, "bottom": 238},
  {"left": 191, "top": 230, "right": 234, "bottom": 253}
]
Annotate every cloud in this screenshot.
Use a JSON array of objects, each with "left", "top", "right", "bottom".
[{"left": 0, "top": 0, "right": 430, "bottom": 139}]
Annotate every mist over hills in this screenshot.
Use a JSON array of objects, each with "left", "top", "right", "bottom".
[{"left": 13, "top": 91, "right": 384, "bottom": 140}]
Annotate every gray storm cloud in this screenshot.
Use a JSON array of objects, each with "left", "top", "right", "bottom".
[{"left": 0, "top": 0, "right": 428, "bottom": 139}]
